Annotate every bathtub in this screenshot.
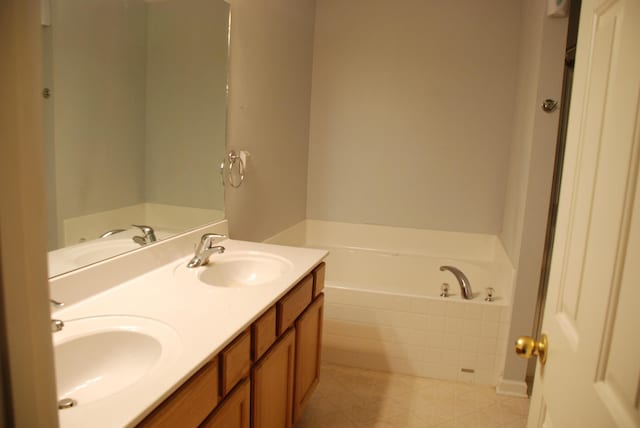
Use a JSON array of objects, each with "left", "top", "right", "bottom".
[{"left": 267, "top": 220, "right": 515, "bottom": 385}]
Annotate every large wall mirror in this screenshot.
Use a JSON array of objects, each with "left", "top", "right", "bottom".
[{"left": 43, "top": 0, "right": 229, "bottom": 277}]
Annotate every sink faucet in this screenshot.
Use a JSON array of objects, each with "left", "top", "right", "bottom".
[
  {"left": 132, "top": 224, "right": 157, "bottom": 246},
  {"left": 439, "top": 265, "right": 473, "bottom": 299},
  {"left": 187, "top": 233, "right": 226, "bottom": 268}
]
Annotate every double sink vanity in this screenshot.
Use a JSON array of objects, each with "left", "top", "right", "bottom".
[{"left": 50, "top": 227, "right": 327, "bottom": 427}]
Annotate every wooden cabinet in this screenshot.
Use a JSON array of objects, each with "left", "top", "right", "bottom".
[
  {"left": 252, "top": 329, "right": 296, "bottom": 428},
  {"left": 252, "top": 306, "right": 277, "bottom": 361},
  {"left": 139, "top": 262, "right": 326, "bottom": 428},
  {"left": 293, "top": 294, "right": 324, "bottom": 424},
  {"left": 220, "top": 330, "right": 251, "bottom": 396},
  {"left": 201, "top": 379, "right": 250, "bottom": 428},
  {"left": 138, "top": 358, "right": 219, "bottom": 428},
  {"left": 277, "top": 274, "right": 313, "bottom": 335},
  {"left": 312, "top": 262, "right": 325, "bottom": 297}
]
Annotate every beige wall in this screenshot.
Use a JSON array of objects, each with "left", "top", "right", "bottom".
[
  {"left": 51, "top": 0, "right": 147, "bottom": 224},
  {"left": 144, "top": 0, "right": 228, "bottom": 210},
  {"left": 306, "top": 0, "right": 521, "bottom": 233},
  {"left": 226, "top": 0, "right": 317, "bottom": 241},
  {"left": 499, "top": 0, "right": 567, "bottom": 383}
]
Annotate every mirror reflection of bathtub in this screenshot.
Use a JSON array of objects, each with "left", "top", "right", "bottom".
[
  {"left": 47, "top": 227, "right": 177, "bottom": 277},
  {"left": 42, "top": 0, "right": 229, "bottom": 277}
]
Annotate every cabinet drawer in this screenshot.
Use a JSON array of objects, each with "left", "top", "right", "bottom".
[
  {"left": 137, "top": 358, "right": 218, "bottom": 427},
  {"left": 312, "top": 262, "right": 326, "bottom": 297},
  {"left": 252, "top": 306, "right": 277, "bottom": 361},
  {"left": 277, "top": 274, "right": 313, "bottom": 335},
  {"left": 220, "top": 330, "right": 251, "bottom": 396}
]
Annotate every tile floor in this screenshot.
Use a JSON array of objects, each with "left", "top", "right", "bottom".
[{"left": 295, "top": 364, "right": 530, "bottom": 428}]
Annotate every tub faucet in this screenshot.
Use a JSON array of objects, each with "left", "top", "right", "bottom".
[
  {"left": 439, "top": 265, "right": 473, "bottom": 299},
  {"left": 99, "top": 228, "right": 125, "bottom": 238},
  {"left": 187, "top": 233, "right": 226, "bottom": 268},
  {"left": 132, "top": 224, "right": 157, "bottom": 246}
]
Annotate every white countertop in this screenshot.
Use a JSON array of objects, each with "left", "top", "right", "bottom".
[{"left": 52, "top": 239, "right": 327, "bottom": 427}]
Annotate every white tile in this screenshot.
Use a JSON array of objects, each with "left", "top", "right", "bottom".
[
  {"left": 425, "top": 314, "right": 446, "bottom": 331},
  {"left": 478, "top": 338, "right": 498, "bottom": 354},
  {"left": 460, "top": 335, "right": 480, "bottom": 353},
  {"left": 425, "top": 331, "right": 446, "bottom": 348},
  {"left": 446, "top": 301, "right": 466, "bottom": 318},
  {"left": 441, "top": 349, "right": 461, "bottom": 366},
  {"left": 344, "top": 306, "right": 380, "bottom": 324},
  {"left": 420, "top": 363, "right": 458, "bottom": 381},
  {"left": 410, "top": 297, "right": 431, "bottom": 314},
  {"left": 482, "top": 305, "right": 501, "bottom": 322},
  {"left": 481, "top": 320, "right": 500, "bottom": 338},
  {"left": 459, "top": 352, "right": 477, "bottom": 368},
  {"left": 462, "top": 318, "right": 482, "bottom": 336},
  {"left": 445, "top": 317, "right": 464, "bottom": 334},
  {"left": 476, "top": 353, "right": 497, "bottom": 370},
  {"left": 421, "top": 348, "right": 444, "bottom": 364},
  {"left": 427, "top": 299, "right": 448, "bottom": 316},
  {"left": 442, "top": 334, "right": 462, "bottom": 351},
  {"left": 457, "top": 369, "right": 476, "bottom": 383},
  {"left": 461, "top": 303, "right": 483, "bottom": 320},
  {"left": 500, "top": 306, "right": 512, "bottom": 323}
]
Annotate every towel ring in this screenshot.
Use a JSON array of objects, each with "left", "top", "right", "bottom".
[{"left": 226, "top": 150, "right": 245, "bottom": 188}]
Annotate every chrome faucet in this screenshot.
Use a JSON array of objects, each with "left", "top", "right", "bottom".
[
  {"left": 99, "top": 228, "right": 125, "bottom": 238},
  {"left": 187, "top": 233, "right": 226, "bottom": 268},
  {"left": 132, "top": 224, "right": 157, "bottom": 246},
  {"left": 439, "top": 265, "right": 473, "bottom": 299}
]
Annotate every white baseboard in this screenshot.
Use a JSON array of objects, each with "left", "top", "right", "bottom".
[{"left": 496, "top": 377, "right": 529, "bottom": 397}]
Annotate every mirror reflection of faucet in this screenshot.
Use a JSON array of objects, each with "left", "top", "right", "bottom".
[{"left": 132, "top": 224, "right": 157, "bottom": 246}]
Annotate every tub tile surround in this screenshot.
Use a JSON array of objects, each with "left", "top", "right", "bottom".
[
  {"left": 49, "top": 220, "right": 328, "bottom": 427},
  {"left": 267, "top": 220, "right": 515, "bottom": 386}
]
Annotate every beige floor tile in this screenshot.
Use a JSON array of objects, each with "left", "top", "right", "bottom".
[{"left": 295, "top": 364, "right": 530, "bottom": 428}]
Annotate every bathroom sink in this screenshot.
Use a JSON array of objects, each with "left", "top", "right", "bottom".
[
  {"left": 53, "top": 316, "right": 181, "bottom": 406},
  {"left": 176, "top": 251, "right": 294, "bottom": 288},
  {"left": 67, "top": 240, "right": 139, "bottom": 266}
]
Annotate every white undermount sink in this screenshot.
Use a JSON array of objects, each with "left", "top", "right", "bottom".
[
  {"left": 174, "top": 251, "right": 294, "bottom": 288},
  {"left": 53, "top": 316, "right": 181, "bottom": 406}
]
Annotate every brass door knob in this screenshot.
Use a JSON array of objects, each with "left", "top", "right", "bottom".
[{"left": 515, "top": 334, "right": 548, "bottom": 364}]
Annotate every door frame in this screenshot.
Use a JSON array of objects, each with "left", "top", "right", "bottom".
[{"left": 0, "top": 0, "right": 59, "bottom": 426}]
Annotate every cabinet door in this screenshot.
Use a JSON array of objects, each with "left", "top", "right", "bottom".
[
  {"left": 292, "top": 294, "right": 324, "bottom": 424},
  {"left": 201, "top": 378, "right": 250, "bottom": 428},
  {"left": 138, "top": 358, "right": 219, "bottom": 428},
  {"left": 252, "top": 328, "right": 295, "bottom": 428}
]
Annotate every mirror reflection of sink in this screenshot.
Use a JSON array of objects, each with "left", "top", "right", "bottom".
[
  {"left": 67, "top": 240, "right": 139, "bottom": 266},
  {"left": 53, "top": 316, "right": 181, "bottom": 406},
  {"left": 176, "top": 251, "right": 293, "bottom": 287}
]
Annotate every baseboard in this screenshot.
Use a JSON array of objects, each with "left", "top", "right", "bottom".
[{"left": 496, "top": 377, "right": 529, "bottom": 398}]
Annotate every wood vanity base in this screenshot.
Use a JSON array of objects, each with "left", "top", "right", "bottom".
[{"left": 138, "top": 262, "right": 325, "bottom": 428}]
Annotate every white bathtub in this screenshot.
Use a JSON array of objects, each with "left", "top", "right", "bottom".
[{"left": 267, "top": 220, "right": 515, "bottom": 385}]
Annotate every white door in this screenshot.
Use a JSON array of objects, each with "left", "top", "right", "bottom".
[{"left": 527, "top": 0, "right": 640, "bottom": 426}]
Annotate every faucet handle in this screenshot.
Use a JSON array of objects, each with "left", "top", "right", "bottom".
[
  {"left": 51, "top": 319, "right": 64, "bottom": 332},
  {"left": 440, "top": 283, "right": 449, "bottom": 298},
  {"left": 200, "top": 233, "right": 226, "bottom": 249},
  {"left": 132, "top": 224, "right": 157, "bottom": 242}
]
